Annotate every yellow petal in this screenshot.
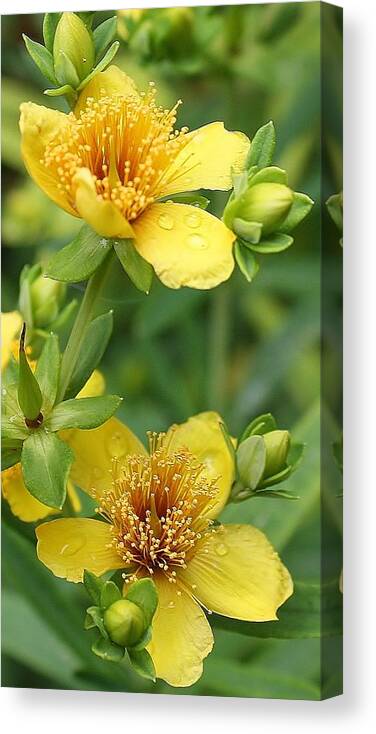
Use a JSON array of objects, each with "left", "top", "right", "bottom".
[
  {"left": 181, "top": 524, "right": 293, "bottom": 621},
  {"left": 77, "top": 369, "right": 105, "bottom": 398},
  {"left": 36, "top": 518, "right": 123, "bottom": 582},
  {"left": 73, "top": 167, "right": 135, "bottom": 238},
  {"left": 75, "top": 65, "right": 139, "bottom": 115},
  {"left": 166, "top": 411, "right": 235, "bottom": 518},
  {"left": 19, "top": 102, "right": 76, "bottom": 215},
  {"left": 66, "top": 480, "right": 82, "bottom": 514},
  {"left": 147, "top": 574, "right": 213, "bottom": 687},
  {"left": 64, "top": 417, "right": 147, "bottom": 498},
  {"left": 1, "top": 311, "right": 22, "bottom": 371},
  {"left": 2, "top": 463, "right": 55, "bottom": 522},
  {"left": 160, "top": 122, "right": 250, "bottom": 197},
  {"left": 133, "top": 202, "right": 235, "bottom": 289}
]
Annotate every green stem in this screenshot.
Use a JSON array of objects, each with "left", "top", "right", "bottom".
[{"left": 56, "top": 249, "right": 115, "bottom": 403}]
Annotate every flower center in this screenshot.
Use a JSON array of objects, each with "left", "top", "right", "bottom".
[
  {"left": 98, "top": 432, "right": 218, "bottom": 585},
  {"left": 42, "top": 84, "right": 190, "bottom": 221}
]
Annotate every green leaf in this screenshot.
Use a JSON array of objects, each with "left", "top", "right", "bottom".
[
  {"left": 45, "top": 225, "right": 112, "bottom": 283},
  {"left": 44, "top": 395, "right": 123, "bottom": 432},
  {"left": 232, "top": 218, "right": 262, "bottom": 244},
  {"left": 48, "top": 299, "right": 78, "bottom": 332},
  {"left": 1, "top": 442, "right": 23, "bottom": 470},
  {"left": 86, "top": 606, "right": 108, "bottom": 638},
  {"left": 100, "top": 581, "right": 122, "bottom": 610},
  {"left": 21, "top": 430, "right": 73, "bottom": 508},
  {"left": 92, "top": 636, "right": 124, "bottom": 662},
  {"left": 326, "top": 192, "right": 343, "bottom": 232},
  {"left": 234, "top": 240, "right": 259, "bottom": 283},
  {"left": 43, "top": 13, "right": 62, "bottom": 53},
  {"left": 1, "top": 384, "right": 29, "bottom": 441},
  {"left": 114, "top": 238, "right": 153, "bottom": 293},
  {"left": 246, "top": 120, "right": 276, "bottom": 170},
  {"left": 219, "top": 421, "right": 236, "bottom": 465},
  {"left": 84, "top": 570, "right": 105, "bottom": 605},
  {"left": 44, "top": 83, "right": 76, "bottom": 99},
  {"left": 131, "top": 625, "right": 152, "bottom": 651},
  {"left": 128, "top": 647, "right": 156, "bottom": 681},
  {"left": 248, "top": 232, "right": 293, "bottom": 254},
  {"left": 231, "top": 171, "right": 249, "bottom": 197},
  {"left": 77, "top": 42, "right": 120, "bottom": 91},
  {"left": 280, "top": 192, "right": 314, "bottom": 233},
  {"left": 249, "top": 166, "right": 288, "bottom": 186},
  {"left": 236, "top": 435, "right": 266, "bottom": 490},
  {"left": 93, "top": 17, "right": 117, "bottom": 61},
  {"left": 54, "top": 49, "right": 80, "bottom": 88},
  {"left": 212, "top": 580, "right": 342, "bottom": 639},
  {"left": 158, "top": 192, "right": 210, "bottom": 209},
  {"left": 18, "top": 324, "right": 43, "bottom": 421},
  {"left": 240, "top": 413, "right": 277, "bottom": 442},
  {"left": 22, "top": 35, "right": 57, "bottom": 85},
  {"left": 35, "top": 333, "right": 60, "bottom": 413},
  {"left": 65, "top": 311, "right": 113, "bottom": 399},
  {"left": 126, "top": 578, "right": 158, "bottom": 628}
]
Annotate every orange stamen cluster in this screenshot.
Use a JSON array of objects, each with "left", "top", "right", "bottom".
[
  {"left": 42, "top": 84, "right": 191, "bottom": 221},
  {"left": 98, "top": 432, "right": 218, "bottom": 584}
]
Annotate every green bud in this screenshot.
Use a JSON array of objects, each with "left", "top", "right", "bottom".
[
  {"left": 104, "top": 599, "right": 146, "bottom": 648},
  {"left": 53, "top": 12, "right": 95, "bottom": 87},
  {"left": 263, "top": 430, "right": 290, "bottom": 479},
  {"left": 235, "top": 183, "right": 293, "bottom": 235},
  {"left": 17, "top": 324, "right": 43, "bottom": 424},
  {"left": 30, "top": 275, "right": 66, "bottom": 328}
]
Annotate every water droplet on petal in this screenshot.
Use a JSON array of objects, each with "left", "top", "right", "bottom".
[
  {"left": 214, "top": 542, "right": 228, "bottom": 557},
  {"left": 158, "top": 213, "right": 174, "bottom": 230},
  {"left": 167, "top": 601, "right": 175, "bottom": 609},
  {"left": 60, "top": 534, "right": 86, "bottom": 557},
  {"left": 106, "top": 432, "right": 125, "bottom": 458},
  {"left": 185, "top": 212, "right": 201, "bottom": 229},
  {"left": 186, "top": 233, "right": 207, "bottom": 250},
  {"left": 2, "top": 388, "right": 7, "bottom": 396}
]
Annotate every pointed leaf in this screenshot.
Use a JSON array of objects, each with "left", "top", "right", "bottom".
[
  {"left": 93, "top": 17, "right": 117, "bottom": 61},
  {"left": 86, "top": 606, "right": 108, "bottom": 638},
  {"left": 84, "top": 570, "right": 105, "bottom": 605},
  {"left": 128, "top": 647, "right": 156, "bottom": 681},
  {"left": 35, "top": 333, "right": 61, "bottom": 413},
  {"left": 114, "top": 238, "right": 153, "bottom": 293},
  {"left": 44, "top": 84, "right": 76, "bottom": 99},
  {"left": 100, "top": 581, "right": 122, "bottom": 610},
  {"left": 236, "top": 435, "right": 266, "bottom": 490},
  {"left": 43, "top": 13, "right": 62, "bottom": 53},
  {"left": 18, "top": 324, "right": 43, "bottom": 421},
  {"left": 77, "top": 42, "right": 120, "bottom": 91},
  {"left": 240, "top": 413, "right": 277, "bottom": 442},
  {"left": 44, "top": 395, "right": 122, "bottom": 432},
  {"left": 248, "top": 232, "right": 293, "bottom": 254},
  {"left": 234, "top": 240, "right": 259, "bottom": 282},
  {"left": 1, "top": 442, "right": 23, "bottom": 471},
  {"left": 22, "top": 35, "right": 57, "bottom": 85},
  {"left": 92, "top": 636, "right": 124, "bottom": 662},
  {"left": 126, "top": 578, "right": 158, "bottom": 628},
  {"left": 21, "top": 431, "right": 73, "bottom": 508},
  {"left": 249, "top": 166, "right": 288, "bottom": 186},
  {"left": 45, "top": 225, "right": 112, "bottom": 283},
  {"left": 232, "top": 218, "right": 262, "bottom": 244},
  {"left": 246, "top": 121, "right": 276, "bottom": 170},
  {"left": 1, "top": 384, "right": 29, "bottom": 441},
  {"left": 280, "top": 192, "right": 314, "bottom": 233},
  {"left": 65, "top": 311, "right": 113, "bottom": 400}
]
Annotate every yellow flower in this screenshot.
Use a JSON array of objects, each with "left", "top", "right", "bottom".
[
  {"left": 19, "top": 66, "right": 250, "bottom": 289},
  {"left": 36, "top": 411, "right": 293, "bottom": 687},
  {"left": 1, "top": 311, "right": 23, "bottom": 371}
]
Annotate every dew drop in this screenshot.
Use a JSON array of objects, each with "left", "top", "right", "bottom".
[
  {"left": 185, "top": 212, "right": 201, "bottom": 229},
  {"left": 186, "top": 233, "right": 207, "bottom": 250},
  {"left": 158, "top": 213, "right": 174, "bottom": 230},
  {"left": 167, "top": 601, "right": 175, "bottom": 609},
  {"left": 60, "top": 534, "right": 86, "bottom": 557},
  {"left": 9, "top": 415, "right": 17, "bottom": 423},
  {"left": 106, "top": 431, "right": 125, "bottom": 458},
  {"left": 2, "top": 388, "right": 7, "bottom": 396},
  {"left": 214, "top": 542, "right": 228, "bottom": 557}
]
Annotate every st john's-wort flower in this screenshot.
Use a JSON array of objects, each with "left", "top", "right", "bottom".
[
  {"left": 19, "top": 65, "right": 250, "bottom": 289},
  {"left": 36, "top": 411, "right": 293, "bottom": 687}
]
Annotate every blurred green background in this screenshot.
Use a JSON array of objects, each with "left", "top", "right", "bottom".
[{"left": 1, "top": 3, "right": 342, "bottom": 699}]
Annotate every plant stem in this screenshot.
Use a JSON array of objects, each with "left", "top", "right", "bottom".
[{"left": 56, "top": 249, "right": 115, "bottom": 403}]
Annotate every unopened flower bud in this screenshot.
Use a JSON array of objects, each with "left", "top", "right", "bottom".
[
  {"left": 263, "top": 430, "right": 290, "bottom": 479},
  {"left": 53, "top": 12, "right": 94, "bottom": 87},
  {"left": 104, "top": 599, "right": 146, "bottom": 648},
  {"left": 236, "top": 183, "right": 293, "bottom": 235},
  {"left": 30, "top": 275, "right": 66, "bottom": 328}
]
